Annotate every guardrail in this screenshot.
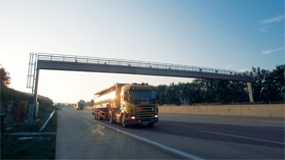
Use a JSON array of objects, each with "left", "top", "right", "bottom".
[
  {"left": 39, "top": 110, "right": 55, "bottom": 132},
  {"left": 37, "top": 53, "right": 244, "bottom": 76}
]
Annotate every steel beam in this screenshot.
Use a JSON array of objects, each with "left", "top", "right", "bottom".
[{"left": 37, "top": 60, "right": 251, "bottom": 82}]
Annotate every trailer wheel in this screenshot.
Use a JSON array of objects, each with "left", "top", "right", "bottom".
[
  {"left": 96, "top": 113, "right": 100, "bottom": 120},
  {"left": 122, "top": 114, "right": 129, "bottom": 128}
]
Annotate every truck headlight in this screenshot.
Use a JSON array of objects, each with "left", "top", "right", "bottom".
[
  {"left": 131, "top": 116, "right": 136, "bottom": 119},
  {"left": 155, "top": 115, "right": 158, "bottom": 118}
]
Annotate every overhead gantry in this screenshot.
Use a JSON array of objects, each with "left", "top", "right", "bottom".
[{"left": 27, "top": 52, "right": 253, "bottom": 119}]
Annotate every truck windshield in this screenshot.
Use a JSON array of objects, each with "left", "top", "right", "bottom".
[{"left": 130, "top": 90, "right": 157, "bottom": 101}]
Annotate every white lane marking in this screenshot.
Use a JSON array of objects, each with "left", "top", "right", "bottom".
[
  {"left": 77, "top": 113, "right": 204, "bottom": 160},
  {"left": 260, "top": 120, "right": 285, "bottom": 124},
  {"left": 198, "top": 130, "right": 285, "bottom": 145}
]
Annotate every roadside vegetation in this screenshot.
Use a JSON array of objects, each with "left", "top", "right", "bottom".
[
  {"left": 157, "top": 65, "right": 284, "bottom": 105},
  {"left": 1, "top": 67, "right": 58, "bottom": 159}
]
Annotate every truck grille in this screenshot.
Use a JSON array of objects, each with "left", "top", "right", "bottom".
[{"left": 135, "top": 106, "right": 156, "bottom": 119}]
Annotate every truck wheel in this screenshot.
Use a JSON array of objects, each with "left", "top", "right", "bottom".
[
  {"left": 122, "top": 114, "right": 129, "bottom": 128},
  {"left": 109, "top": 112, "right": 113, "bottom": 124}
]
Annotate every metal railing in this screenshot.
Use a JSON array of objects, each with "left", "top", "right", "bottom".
[
  {"left": 27, "top": 53, "right": 38, "bottom": 93},
  {"left": 37, "top": 53, "right": 242, "bottom": 76}
]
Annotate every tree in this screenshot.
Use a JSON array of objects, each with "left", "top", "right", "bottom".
[
  {"left": 164, "top": 83, "right": 181, "bottom": 105},
  {"left": 0, "top": 67, "right": 11, "bottom": 87},
  {"left": 156, "top": 85, "right": 167, "bottom": 105},
  {"left": 155, "top": 64, "right": 284, "bottom": 105},
  {"left": 250, "top": 65, "right": 285, "bottom": 103},
  {"left": 86, "top": 99, "right": 94, "bottom": 106}
]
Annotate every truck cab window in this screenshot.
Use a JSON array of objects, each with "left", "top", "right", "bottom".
[{"left": 130, "top": 90, "right": 157, "bottom": 101}]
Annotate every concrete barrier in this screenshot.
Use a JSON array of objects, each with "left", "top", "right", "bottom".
[{"left": 159, "top": 104, "right": 284, "bottom": 118}]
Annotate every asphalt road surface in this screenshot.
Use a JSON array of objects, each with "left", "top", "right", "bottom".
[{"left": 56, "top": 107, "right": 284, "bottom": 159}]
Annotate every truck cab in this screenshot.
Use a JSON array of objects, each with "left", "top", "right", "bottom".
[{"left": 118, "top": 83, "right": 159, "bottom": 127}]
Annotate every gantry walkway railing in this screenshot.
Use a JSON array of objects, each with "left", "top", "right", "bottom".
[{"left": 27, "top": 52, "right": 253, "bottom": 103}]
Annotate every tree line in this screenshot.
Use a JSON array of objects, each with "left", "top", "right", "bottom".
[
  {"left": 1, "top": 67, "right": 53, "bottom": 109},
  {"left": 156, "top": 65, "right": 284, "bottom": 105}
]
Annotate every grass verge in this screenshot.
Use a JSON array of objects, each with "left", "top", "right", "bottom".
[
  {"left": 1, "top": 88, "right": 59, "bottom": 159},
  {"left": 1, "top": 134, "right": 56, "bottom": 159}
]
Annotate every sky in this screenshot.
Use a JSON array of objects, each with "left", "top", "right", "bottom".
[{"left": 0, "top": 0, "right": 284, "bottom": 103}]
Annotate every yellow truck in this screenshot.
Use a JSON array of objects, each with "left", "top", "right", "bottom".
[{"left": 92, "top": 83, "right": 159, "bottom": 127}]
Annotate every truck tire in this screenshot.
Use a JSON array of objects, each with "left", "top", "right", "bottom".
[
  {"left": 109, "top": 112, "right": 114, "bottom": 124},
  {"left": 122, "top": 114, "right": 129, "bottom": 128}
]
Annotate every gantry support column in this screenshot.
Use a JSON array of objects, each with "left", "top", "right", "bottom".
[
  {"left": 32, "top": 68, "right": 40, "bottom": 119},
  {"left": 33, "top": 68, "right": 39, "bottom": 104},
  {"left": 247, "top": 82, "right": 254, "bottom": 103}
]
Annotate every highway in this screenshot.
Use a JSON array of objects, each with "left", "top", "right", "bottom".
[{"left": 56, "top": 107, "right": 284, "bottom": 159}]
